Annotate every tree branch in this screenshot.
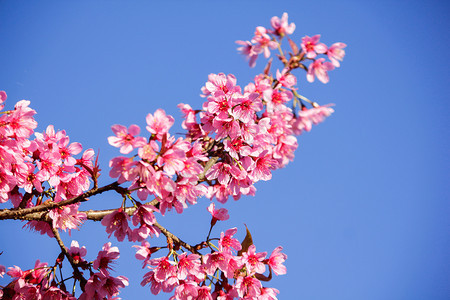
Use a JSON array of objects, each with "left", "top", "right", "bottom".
[
  {"left": 50, "top": 225, "right": 87, "bottom": 291},
  {"left": 0, "top": 181, "right": 121, "bottom": 220}
]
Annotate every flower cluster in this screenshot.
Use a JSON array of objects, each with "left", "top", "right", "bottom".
[
  {"left": 79, "top": 242, "right": 129, "bottom": 299},
  {"left": 0, "top": 12, "right": 345, "bottom": 299},
  {"left": 0, "top": 241, "right": 128, "bottom": 299},
  {"left": 236, "top": 13, "right": 346, "bottom": 84},
  {"left": 1, "top": 260, "right": 75, "bottom": 299},
  {"left": 0, "top": 92, "right": 95, "bottom": 237},
  {"left": 137, "top": 227, "right": 287, "bottom": 300}
]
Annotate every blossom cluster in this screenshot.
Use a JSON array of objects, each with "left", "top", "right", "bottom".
[
  {"left": 236, "top": 13, "right": 346, "bottom": 83},
  {"left": 0, "top": 12, "right": 345, "bottom": 299},
  {"left": 0, "top": 241, "right": 128, "bottom": 299},
  {"left": 0, "top": 92, "right": 95, "bottom": 237},
  {"left": 137, "top": 227, "right": 287, "bottom": 300}
]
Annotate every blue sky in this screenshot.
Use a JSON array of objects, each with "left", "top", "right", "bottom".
[{"left": 0, "top": 1, "right": 449, "bottom": 299}]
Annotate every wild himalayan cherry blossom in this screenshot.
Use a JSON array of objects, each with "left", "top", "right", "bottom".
[
  {"left": 301, "top": 34, "right": 328, "bottom": 59},
  {"left": 327, "top": 42, "right": 347, "bottom": 67},
  {"left": 306, "top": 57, "right": 335, "bottom": 84},
  {"left": 252, "top": 26, "right": 278, "bottom": 58},
  {"left": 0, "top": 12, "right": 345, "bottom": 300},
  {"left": 108, "top": 124, "right": 147, "bottom": 154},
  {"left": 270, "top": 12, "right": 296, "bottom": 36}
]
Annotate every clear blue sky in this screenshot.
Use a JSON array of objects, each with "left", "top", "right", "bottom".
[{"left": 0, "top": 1, "right": 449, "bottom": 299}]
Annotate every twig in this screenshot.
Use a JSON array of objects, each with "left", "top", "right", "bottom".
[{"left": 50, "top": 225, "right": 87, "bottom": 291}]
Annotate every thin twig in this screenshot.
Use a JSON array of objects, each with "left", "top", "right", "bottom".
[{"left": 50, "top": 226, "right": 87, "bottom": 291}]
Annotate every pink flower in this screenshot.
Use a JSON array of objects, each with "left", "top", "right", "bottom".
[
  {"left": 276, "top": 69, "right": 297, "bottom": 89},
  {"left": 207, "top": 203, "right": 229, "bottom": 225},
  {"left": 141, "top": 270, "right": 163, "bottom": 295},
  {"left": 157, "top": 148, "right": 185, "bottom": 176},
  {"left": 235, "top": 275, "right": 262, "bottom": 298},
  {"left": 133, "top": 241, "right": 154, "bottom": 268},
  {"left": 306, "top": 58, "right": 335, "bottom": 84},
  {"left": 219, "top": 228, "right": 242, "bottom": 254},
  {"left": 236, "top": 40, "right": 259, "bottom": 68},
  {"left": 108, "top": 124, "right": 147, "bottom": 154},
  {"left": 223, "top": 138, "right": 252, "bottom": 160},
  {"left": 176, "top": 253, "right": 202, "bottom": 280},
  {"left": 101, "top": 208, "right": 131, "bottom": 242},
  {"left": 93, "top": 242, "right": 120, "bottom": 272},
  {"left": 201, "top": 73, "right": 238, "bottom": 97},
  {"left": 291, "top": 105, "right": 334, "bottom": 134},
  {"left": 259, "top": 287, "right": 280, "bottom": 300},
  {"left": 109, "top": 156, "right": 135, "bottom": 183},
  {"left": 206, "top": 92, "right": 232, "bottom": 120},
  {"left": 249, "top": 151, "right": 279, "bottom": 182},
  {"left": 82, "top": 271, "right": 128, "bottom": 299},
  {"left": 68, "top": 240, "right": 87, "bottom": 265},
  {"left": 202, "top": 252, "right": 230, "bottom": 276},
  {"left": 231, "top": 92, "right": 263, "bottom": 123},
  {"left": 148, "top": 256, "right": 177, "bottom": 282},
  {"left": 132, "top": 203, "right": 158, "bottom": 227},
  {"left": 0, "top": 90, "right": 6, "bottom": 110},
  {"left": 270, "top": 12, "right": 296, "bottom": 36},
  {"left": 146, "top": 109, "right": 174, "bottom": 140},
  {"left": 252, "top": 26, "right": 278, "bottom": 59},
  {"left": 206, "top": 162, "right": 245, "bottom": 185},
  {"left": 241, "top": 244, "right": 267, "bottom": 274},
  {"left": 197, "top": 286, "right": 213, "bottom": 300},
  {"left": 268, "top": 246, "right": 287, "bottom": 275},
  {"left": 174, "top": 281, "right": 198, "bottom": 299},
  {"left": 327, "top": 42, "right": 347, "bottom": 67},
  {"left": 48, "top": 204, "right": 86, "bottom": 234},
  {"left": 301, "top": 34, "right": 328, "bottom": 59}
]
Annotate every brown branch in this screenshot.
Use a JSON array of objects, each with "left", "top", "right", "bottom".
[
  {"left": 83, "top": 204, "right": 200, "bottom": 255},
  {"left": 153, "top": 222, "right": 200, "bottom": 255},
  {"left": 0, "top": 181, "right": 121, "bottom": 220},
  {"left": 50, "top": 225, "right": 87, "bottom": 291},
  {"left": 82, "top": 198, "right": 159, "bottom": 221}
]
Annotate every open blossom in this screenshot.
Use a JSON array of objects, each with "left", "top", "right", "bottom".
[
  {"left": 327, "top": 42, "right": 347, "bottom": 67},
  {"left": 241, "top": 244, "right": 267, "bottom": 274},
  {"left": 132, "top": 203, "right": 158, "bottom": 227},
  {"left": 93, "top": 242, "right": 120, "bottom": 272},
  {"left": 82, "top": 271, "right": 128, "bottom": 299},
  {"left": 270, "top": 12, "right": 295, "bottom": 36},
  {"left": 48, "top": 204, "right": 87, "bottom": 233},
  {"left": 231, "top": 92, "right": 263, "bottom": 123},
  {"left": 148, "top": 256, "right": 177, "bottom": 282},
  {"left": 291, "top": 105, "right": 334, "bottom": 135},
  {"left": 276, "top": 69, "right": 297, "bottom": 89},
  {"left": 268, "top": 246, "right": 287, "bottom": 275},
  {"left": 252, "top": 26, "right": 278, "bottom": 58},
  {"left": 219, "top": 228, "right": 241, "bottom": 254},
  {"left": 236, "top": 40, "right": 259, "bottom": 68},
  {"left": 176, "top": 253, "right": 202, "bottom": 280},
  {"left": 207, "top": 202, "right": 229, "bottom": 224},
  {"left": 306, "top": 58, "right": 335, "bottom": 84},
  {"left": 201, "top": 73, "right": 238, "bottom": 97},
  {"left": 133, "top": 240, "right": 154, "bottom": 268},
  {"left": 68, "top": 240, "right": 87, "bottom": 265},
  {"left": 101, "top": 208, "right": 131, "bottom": 242},
  {"left": 235, "top": 275, "right": 262, "bottom": 298},
  {"left": 108, "top": 124, "right": 147, "bottom": 154},
  {"left": 259, "top": 287, "right": 280, "bottom": 300},
  {"left": 301, "top": 34, "right": 328, "bottom": 59},
  {"left": 146, "top": 109, "right": 174, "bottom": 139}
]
